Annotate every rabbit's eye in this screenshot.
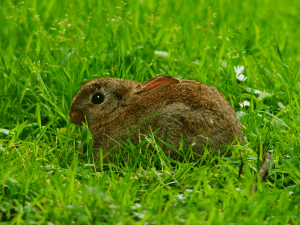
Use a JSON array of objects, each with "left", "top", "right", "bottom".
[{"left": 92, "top": 93, "right": 104, "bottom": 104}]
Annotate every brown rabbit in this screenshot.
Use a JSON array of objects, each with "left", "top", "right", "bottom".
[{"left": 69, "top": 75, "right": 243, "bottom": 162}]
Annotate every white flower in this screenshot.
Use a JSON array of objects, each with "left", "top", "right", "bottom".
[
  {"left": 239, "top": 101, "right": 250, "bottom": 108},
  {"left": 236, "top": 73, "right": 247, "bottom": 82},
  {"left": 176, "top": 194, "right": 185, "bottom": 201},
  {"left": 234, "top": 65, "right": 244, "bottom": 75},
  {"left": 131, "top": 203, "right": 142, "bottom": 209},
  {"left": 234, "top": 65, "right": 247, "bottom": 82},
  {"left": 254, "top": 89, "right": 261, "bottom": 94}
]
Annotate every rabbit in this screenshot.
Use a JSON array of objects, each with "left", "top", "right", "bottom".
[{"left": 69, "top": 75, "right": 243, "bottom": 162}]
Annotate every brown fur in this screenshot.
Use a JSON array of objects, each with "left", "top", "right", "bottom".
[{"left": 70, "top": 76, "right": 243, "bottom": 162}]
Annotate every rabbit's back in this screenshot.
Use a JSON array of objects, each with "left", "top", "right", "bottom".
[{"left": 91, "top": 78, "right": 242, "bottom": 160}]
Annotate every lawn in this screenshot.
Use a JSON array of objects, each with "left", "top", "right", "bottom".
[{"left": 1, "top": 0, "right": 300, "bottom": 224}]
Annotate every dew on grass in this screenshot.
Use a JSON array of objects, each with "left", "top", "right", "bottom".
[
  {"left": 0, "top": 145, "right": 5, "bottom": 153},
  {"left": 159, "top": 69, "right": 166, "bottom": 74},
  {"left": 193, "top": 60, "right": 200, "bottom": 65},
  {"left": 175, "top": 216, "right": 187, "bottom": 223},
  {"left": 109, "top": 204, "right": 119, "bottom": 209},
  {"left": 133, "top": 211, "right": 146, "bottom": 219},
  {"left": 185, "top": 189, "right": 193, "bottom": 194},
  {"left": 83, "top": 164, "right": 95, "bottom": 168},
  {"left": 0, "top": 128, "right": 11, "bottom": 135},
  {"left": 236, "top": 111, "right": 247, "bottom": 120},
  {"left": 278, "top": 102, "right": 286, "bottom": 109},
  {"left": 154, "top": 50, "right": 168, "bottom": 57},
  {"left": 220, "top": 60, "right": 228, "bottom": 68},
  {"left": 235, "top": 187, "right": 243, "bottom": 194},
  {"left": 131, "top": 203, "right": 142, "bottom": 209}
]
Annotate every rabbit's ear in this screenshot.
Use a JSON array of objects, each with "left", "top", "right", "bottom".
[{"left": 135, "top": 76, "right": 180, "bottom": 94}]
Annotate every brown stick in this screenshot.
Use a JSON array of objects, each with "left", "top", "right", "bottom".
[
  {"left": 250, "top": 152, "right": 272, "bottom": 195},
  {"left": 258, "top": 152, "right": 272, "bottom": 181}
]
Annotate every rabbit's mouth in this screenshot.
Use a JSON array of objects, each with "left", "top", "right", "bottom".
[{"left": 70, "top": 110, "right": 86, "bottom": 126}]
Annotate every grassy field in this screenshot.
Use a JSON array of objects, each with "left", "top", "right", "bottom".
[{"left": 1, "top": 0, "right": 300, "bottom": 224}]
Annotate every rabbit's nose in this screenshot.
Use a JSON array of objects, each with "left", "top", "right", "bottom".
[{"left": 69, "top": 110, "right": 85, "bottom": 126}]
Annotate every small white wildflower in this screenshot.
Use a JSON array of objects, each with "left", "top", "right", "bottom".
[
  {"left": 133, "top": 211, "right": 146, "bottom": 219},
  {"left": 236, "top": 73, "right": 247, "bottom": 82},
  {"left": 154, "top": 50, "right": 169, "bottom": 57},
  {"left": 234, "top": 65, "right": 247, "bottom": 82},
  {"left": 254, "top": 89, "right": 261, "bottom": 94},
  {"left": 131, "top": 203, "right": 142, "bottom": 209},
  {"left": 239, "top": 101, "right": 250, "bottom": 108},
  {"left": 176, "top": 194, "right": 185, "bottom": 201},
  {"left": 245, "top": 87, "right": 261, "bottom": 95},
  {"left": 234, "top": 65, "right": 245, "bottom": 76}
]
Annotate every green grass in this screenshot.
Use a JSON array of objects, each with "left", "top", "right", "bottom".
[{"left": 1, "top": 0, "right": 300, "bottom": 224}]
